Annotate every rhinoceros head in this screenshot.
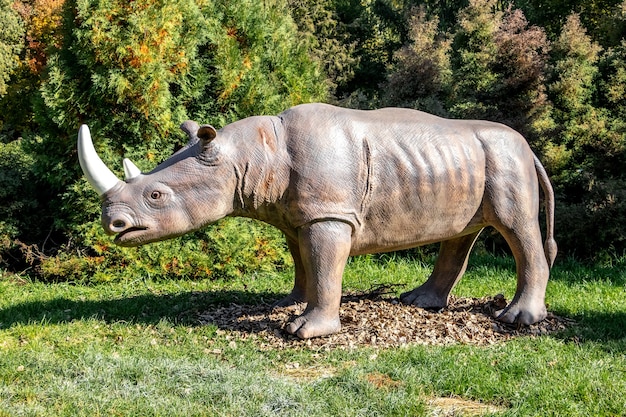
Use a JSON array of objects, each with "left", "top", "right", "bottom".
[{"left": 77, "top": 122, "right": 237, "bottom": 246}]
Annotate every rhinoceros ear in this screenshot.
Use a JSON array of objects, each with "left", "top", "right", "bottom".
[
  {"left": 196, "top": 124, "right": 220, "bottom": 165},
  {"left": 180, "top": 120, "right": 200, "bottom": 138},
  {"left": 198, "top": 125, "right": 217, "bottom": 143}
]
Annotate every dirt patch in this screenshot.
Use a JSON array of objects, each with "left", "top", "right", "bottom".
[
  {"left": 364, "top": 371, "right": 403, "bottom": 390},
  {"left": 427, "top": 397, "right": 505, "bottom": 416},
  {"left": 197, "top": 289, "right": 574, "bottom": 350}
]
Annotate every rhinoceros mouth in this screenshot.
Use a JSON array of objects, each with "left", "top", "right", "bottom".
[{"left": 114, "top": 226, "right": 149, "bottom": 245}]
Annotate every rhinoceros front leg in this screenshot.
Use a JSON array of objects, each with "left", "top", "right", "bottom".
[
  {"left": 401, "top": 231, "right": 482, "bottom": 308},
  {"left": 284, "top": 221, "right": 352, "bottom": 339},
  {"left": 273, "top": 236, "right": 307, "bottom": 308}
]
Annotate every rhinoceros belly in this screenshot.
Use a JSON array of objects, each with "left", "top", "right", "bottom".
[{"left": 350, "top": 132, "right": 486, "bottom": 255}]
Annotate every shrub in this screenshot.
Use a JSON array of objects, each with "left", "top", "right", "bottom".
[
  {"left": 12, "top": 0, "right": 326, "bottom": 281},
  {"left": 0, "top": 140, "right": 39, "bottom": 267},
  {"left": 447, "top": 0, "right": 552, "bottom": 141},
  {"left": 383, "top": 1, "right": 551, "bottom": 141},
  {"left": 287, "top": 0, "right": 358, "bottom": 97},
  {"left": 381, "top": 3, "right": 626, "bottom": 260},
  {"left": 38, "top": 219, "right": 292, "bottom": 283},
  {"left": 383, "top": 7, "right": 452, "bottom": 116}
]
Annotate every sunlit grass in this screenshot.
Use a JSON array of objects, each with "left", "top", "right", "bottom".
[{"left": 0, "top": 253, "right": 624, "bottom": 416}]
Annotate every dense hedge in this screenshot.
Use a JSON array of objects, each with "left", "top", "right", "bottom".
[
  {"left": 1, "top": 0, "right": 326, "bottom": 280},
  {"left": 0, "top": 0, "right": 625, "bottom": 281},
  {"left": 378, "top": 3, "right": 626, "bottom": 259}
]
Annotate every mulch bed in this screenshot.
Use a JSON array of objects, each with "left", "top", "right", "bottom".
[{"left": 197, "top": 287, "right": 575, "bottom": 351}]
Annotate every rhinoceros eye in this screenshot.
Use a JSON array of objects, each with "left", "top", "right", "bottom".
[{"left": 150, "top": 191, "right": 162, "bottom": 200}]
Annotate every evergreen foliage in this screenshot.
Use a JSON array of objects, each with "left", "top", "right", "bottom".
[
  {"left": 0, "top": 0, "right": 24, "bottom": 98},
  {"left": 287, "top": 0, "right": 358, "bottom": 96},
  {"left": 512, "top": 0, "right": 624, "bottom": 44},
  {"left": 448, "top": 0, "right": 502, "bottom": 118},
  {"left": 381, "top": 1, "right": 625, "bottom": 259},
  {"left": 0, "top": 140, "right": 38, "bottom": 266},
  {"left": 383, "top": 1, "right": 551, "bottom": 140},
  {"left": 336, "top": 0, "right": 410, "bottom": 101},
  {"left": 189, "top": 0, "right": 327, "bottom": 124},
  {"left": 0, "top": 0, "right": 65, "bottom": 139},
  {"left": 546, "top": 14, "right": 626, "bottom": 258},
  {"left": 383, "top": 7, "right": 452, "bottom": 115},
  {"left": 1, "top": 0, "right": 625, "bottom": 278},
  {"left": 3, "top": 0, "right": 326, "bottom": 281}
]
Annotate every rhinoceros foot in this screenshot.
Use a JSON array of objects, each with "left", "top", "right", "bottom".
[
  {"left": 399, "top": 287, "right": 448, "bottom": 310},
  {"left": 285, "top": 307, "right": 341, "bottom": 339},
  {"left": 495, "top": 295, "right": 547, "bottom": 325}
]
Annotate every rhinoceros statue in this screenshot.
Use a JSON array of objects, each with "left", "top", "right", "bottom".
[{"left": 78, "top": 103, "right": 557, "bottom": 339}]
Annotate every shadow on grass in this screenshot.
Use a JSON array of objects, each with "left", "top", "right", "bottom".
[
  {"left": 1, "top": 285, "right": 624, "bottom": 348},
  {"left": 559, "top": 311, "right": 626, "bottom": 344},
  {"left": 0, "top": 289, "right": 282, "bottom": 329},
  {"left": 464, "top": 255, "right": 626, "bottom": 339}
]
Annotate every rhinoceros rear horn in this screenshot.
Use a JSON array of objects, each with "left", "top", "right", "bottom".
[
  {"left": 77, "top": 125, "right": 122, "bottom": 196},
  {"left": 123, "top": 158, "right": 142, "bottom": 180}
]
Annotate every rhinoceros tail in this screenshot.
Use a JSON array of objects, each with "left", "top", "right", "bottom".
[{"left": 534, "top": 155, "right": 557, "bottom": 267}]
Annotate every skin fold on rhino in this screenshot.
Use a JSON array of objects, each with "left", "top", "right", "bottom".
[{"left": 78, "top": 103, "right": 557, "bottom": 339}]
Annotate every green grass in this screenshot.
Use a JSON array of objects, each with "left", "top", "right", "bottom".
[{"left": 0, "top": 253, "right": 624, "bottom": 416}]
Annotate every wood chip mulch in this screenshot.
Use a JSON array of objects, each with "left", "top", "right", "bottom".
[{"left": 197, "top": 287, "right": 575, "bottom": 351}]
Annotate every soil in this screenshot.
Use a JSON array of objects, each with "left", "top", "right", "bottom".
[{"left": 197, "top": 287, "right": 575, "bottom": 351}]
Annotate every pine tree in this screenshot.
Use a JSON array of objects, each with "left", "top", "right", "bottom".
[
  {"left": 0, "top": 0, "right": 24, "bottom": 98},
  {"left": 448, "top": 0, "right": 502, "bottom": 119},
  {"left": 382, "top": 6, "right": 452, "bottom": 115},
  {"left": 547, "top": 13, "right": 626, "bottom": 258}
]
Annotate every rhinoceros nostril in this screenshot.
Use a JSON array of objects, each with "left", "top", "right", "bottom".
[{"left": 112, "top": 220, "right": 126, "bottom": 229}]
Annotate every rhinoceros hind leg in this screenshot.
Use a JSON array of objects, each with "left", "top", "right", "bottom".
[
  {"left": 273, "top": 237, "right": 307, "bottom": 308},
  {"left": 284, "top": 221, "right": 351, "bottom": 339},
  {"left": 493, "top": 222, "right": 549, "bottom": 325},
  {"left": 401, "top": 231, "right": 482, "bottom": 308}
]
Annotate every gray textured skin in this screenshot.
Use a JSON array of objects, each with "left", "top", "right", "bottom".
[{"left": 90, "top": 103, "right": 557, "bottom": 339}]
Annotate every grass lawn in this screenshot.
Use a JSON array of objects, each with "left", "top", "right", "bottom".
[{"left": 0, "top": 253, "right": 624, "bottom": 416}]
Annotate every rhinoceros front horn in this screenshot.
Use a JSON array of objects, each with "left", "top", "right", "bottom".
[{"left": 77, "top": 125, "right": 122, "bottom": 195}]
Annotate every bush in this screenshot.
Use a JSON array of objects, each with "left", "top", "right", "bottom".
[
  {"left": 287, "top": 0, "right": 358, "bottom": 97},
  {"left": 38, "top": 218, "right": 292, "bottom": 283},
  {"left": 7, "top": 0, "right": 326, "bottom": 281},
  {"left": 382, "top": 2, "right": 626, "bottom": 260},
  {"left": 383, "top": 1, "right": 551, "bottom": 140},
  {"left": 0, "top": 140, "right": 39, "bottom": 266},
  {"left": 556, "top": 178, "right": 626, "bottom": 260},
  {"left": 383, "top": 7, "right": 452, "bottom": 116},
  {"left": 3, "top": 0, "right": 626, "bottom": 270},
  {"left": 545, "top": 14, "right": 626, "bottom": 259}
]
